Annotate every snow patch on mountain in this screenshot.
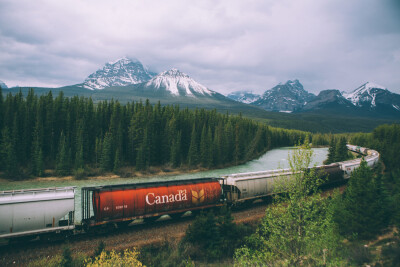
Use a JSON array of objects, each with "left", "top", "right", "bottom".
[
  {"left": 145, "top": 69, "right": 214, "bottom": 97},
  {"left": 343, "top": 82, "right": 386, "bottom": 107},
  {"left": 80, "top": 57, "right": 156, "bottom": 90},
  {"left": 226, "top": 90, "right": 260, "bottom": 104}
]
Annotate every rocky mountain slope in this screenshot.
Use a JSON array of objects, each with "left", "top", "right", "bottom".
[
  {"left": 141, "top": 68, "right": 216, "bottom": 97},
  {"left": 251, "top": 80, "right": 315, "bottom": 112},
  {"left": 77, "top": 57, "right": 156, "bottom": 90},
  {"left": 226, "top": 91, "right": 260, "bottom": 104},
  {"left": 343, "top": 82, "right": 400, "bottom": 113}
]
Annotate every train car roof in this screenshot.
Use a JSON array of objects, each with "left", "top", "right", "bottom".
[
  {"left": 0, "top": 186, "right": 76, "bottom": 195},
  {"left": 81, "top": 177, "right": 221, "bottom": 192}
]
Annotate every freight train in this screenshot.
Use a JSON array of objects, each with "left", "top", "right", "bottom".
[{"left": 0, "top": 145, "right": 379, "bottom": 242}]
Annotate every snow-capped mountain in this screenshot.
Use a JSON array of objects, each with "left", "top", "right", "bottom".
[
  {"left": 142, "top": 68, "right": 215, "bottom": 97},
  {"left": 342, "top": 82, "right": 400, "bottom": 112},
  {"left": 226, "top": 90, "right": 260, "bottom": 104},
  {"left": 251, "top": 80, "right": 315, "bottom": 112},
  {"left": 0, "top": 80, "right": 8, "bottom": 89},
  {"left": 79, "top": 57, "right": 156, "bottom": 90}
]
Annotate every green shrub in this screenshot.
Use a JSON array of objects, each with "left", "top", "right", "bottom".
[{"left": 74, "top": 167, "right": 87, "bottom": 180}]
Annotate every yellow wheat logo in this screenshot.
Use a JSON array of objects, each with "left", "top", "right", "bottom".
[{"left": 192, "top": 189, "right": 204, "bottom": 204}]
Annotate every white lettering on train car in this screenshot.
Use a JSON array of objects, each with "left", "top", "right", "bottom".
[{"left": 145, "top": 190, "right": 188, "bottom": 205}]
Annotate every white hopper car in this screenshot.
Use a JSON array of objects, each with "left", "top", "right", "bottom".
[{"left": 0, "top": 187, "right": 75, "bottom": 240}]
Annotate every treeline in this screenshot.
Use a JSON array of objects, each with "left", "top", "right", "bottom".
[
  {"left": 324, "top": 136, "right": 352, "bottom": 164},
  {"left": 350, "top": 124, "right": 400, "bottom": 174},
  {"left": 0, "top": 88, "right": 307, "bottom": 179}
]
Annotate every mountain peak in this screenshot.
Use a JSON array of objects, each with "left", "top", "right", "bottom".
[
  {"left": 161, "top": 68, "right": 189, "bottom": 78},
  {"left": 145, "top": 69, "right": 214, "bottom": 97},
  {"left": 107, "top": 57, "right": 136, "bottom": 65},
  {"left": 0, "top": 80, "right": 8, "bottom": 89},
  {"left": 79, "top": 57, "right": 156, "bottom": 90},
  {"left": 252, "top": 79, "right": 315, "bottom": 112},
  {"left": 343, "top": 82, "right": 388, "bottom": 107}
]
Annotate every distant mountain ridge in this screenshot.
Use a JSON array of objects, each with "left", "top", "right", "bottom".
[
  {"left": 302, "top": 89, "right": 356, "bottom": 112},
  {"left": 250, "top": 80, "right": 315, "bottom": 112},
  {"left": 228, "top": 80, "right": 400, "bottom": 117},
  {"left": 2, "top": 57, "right": 400, "bottom": 120},
  {"left": 342, "top": 82, "right": 400, "bottom": 112},
  {"left": 226, "top": 91, "right": 260, "bottom": 104},
  {"left": 77, "top": 57, "right": 156, "bottom": 90}
]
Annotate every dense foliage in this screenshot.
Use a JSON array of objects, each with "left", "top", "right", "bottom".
[
  {"left": 85, "top": 249, "right": 143, "bottom": 267},
  {"left": 324, "top": 136, "right": 352, "bottom": 164},
  {"left": 182, "top": 206, "right": 252, "bottom": 261},
  {"left": 235, "top": 142, "right": 342, "bottom": 266},
  {"left": 332, "top": 160, "right": 389, "bottom": 239},
  {"left": 350, "top": 124, "right": 400, "bottom": 229},
  {"left": 0, "top": 88, "right": 308, "bottom": 179},
  {"left": 138, "top": 207, "right": 254, "bottom": 266}
]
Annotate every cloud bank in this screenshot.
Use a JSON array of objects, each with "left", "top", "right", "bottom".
[{"left": 0, "top": 0, "right": 399, "bottom": 94}]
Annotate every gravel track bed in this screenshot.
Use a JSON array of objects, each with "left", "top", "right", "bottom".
[{"left": 0, "top": 204, "right": 267, "bottom": 266}]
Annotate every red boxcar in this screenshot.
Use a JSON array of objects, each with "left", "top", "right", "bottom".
[{"left": 81, "top": 178, "right": 222, "bottom": 226}]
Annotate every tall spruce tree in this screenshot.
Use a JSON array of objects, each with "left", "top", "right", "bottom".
[
  {"left": 333, "top": 160, "right": 388, "bottom": 239},
  {"left": 100, "top": 132, "right": 113, "bottom": 171},
  {"left": 324, "top": 136, "right": 336, "bottom": 164},
  {"left": 1, "top": 127, "right": 18, "bottom": 178},
  {"left": 188, "top": 124, "right": 199, "bottom": 167},
  {"left": 334, "top": 137, "right": 348, "bottom": 162},
  {"left": 56, "top": 132, "right": 70, "bottom": 176}
]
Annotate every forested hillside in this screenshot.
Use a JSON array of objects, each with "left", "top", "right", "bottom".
[{"left": 0, "top": 88, "right": 307, "bottom": 180}]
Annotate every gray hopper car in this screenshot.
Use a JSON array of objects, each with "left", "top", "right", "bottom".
[{"left": 0, "top": 187, "right": 75, "bottom": 240}]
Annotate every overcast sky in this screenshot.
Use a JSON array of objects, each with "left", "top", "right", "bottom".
[{"left": 1, "top": 0, "right": 400, "bottom": 95}]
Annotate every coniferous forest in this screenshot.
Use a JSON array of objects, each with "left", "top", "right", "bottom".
[{"left": 0, "top": 88, "right": 307, "bottom": 180}]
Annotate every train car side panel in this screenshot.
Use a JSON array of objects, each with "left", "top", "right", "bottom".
[
  {"left": 90, "top": 180, "right": 222, "bottom": 224},
  {"left": 0, "top": 187, "right": 75, "bottom": 239}
]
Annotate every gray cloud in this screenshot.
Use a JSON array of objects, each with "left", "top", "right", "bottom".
[{"left": 0, "top": 0, "right": 399, "bottom": 94}]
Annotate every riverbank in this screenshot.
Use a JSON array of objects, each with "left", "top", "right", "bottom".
[{"left": 0, "top": 165, "right": 209, "bottom": 184}]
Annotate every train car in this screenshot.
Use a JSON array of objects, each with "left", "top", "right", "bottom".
[
  {"left": 221, "top": 168, "right": 295, "bottom": 204},
  {"left": 0, "top": 187, "right": 75, "bottom": 240},
  {"left": 81, "top": 178, "right": 223, "bottom": 228},
  {"left": 365, "top": 149, "right": 380, "bottom": 168},
  {"left": 313, "top": 163, "right": 344, "bottom": 185},
  {"left": 221, "top": 163, "right": 344, "bottom": 204},
  {"left": 341, "top": 145, "right": 380, "bottom": 177}
]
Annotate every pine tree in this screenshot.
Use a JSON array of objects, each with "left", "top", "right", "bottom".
[
  {"left": 188, "top": 124, "right": 199, "bottom": 167},
  {"left": 113, "top": 148, "right": 121, "bottom": 173},
  {"left": 333, "top": 160, "right": 388, "bottom": 239},
  {"left": 170, "top": 131, "right": 182, "bottom": 168},
  {"left": 100, "top": 132, "right": 113, "bottom": 171},
  {"left": 334, "top": 137, "right": 348, "bottom": 162},
  {"left": 324, "top": 136, "right": 336, "bottom": 164},
  {"left": 56, "top": 132, "right": 70, "bottom": 176},
  {"left": 200, "top": 125, "right": 208, "bottom": 166},
  {"left": 1, "top": 127, "right": 18, "bottom": 178}
]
